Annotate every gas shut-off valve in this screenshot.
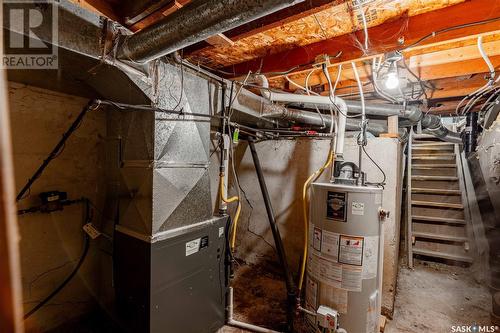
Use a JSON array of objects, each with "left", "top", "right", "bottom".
[{"left": 316, "top": 306, "right": 347, "bottom": 333}]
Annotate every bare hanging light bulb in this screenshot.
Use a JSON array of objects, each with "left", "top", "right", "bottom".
[{"left": 384, "top": 71, "right": 400, "bottom": 90}]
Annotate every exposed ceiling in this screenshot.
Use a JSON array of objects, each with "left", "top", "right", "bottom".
[{"left": 70, "top": 0, "right": 500, "bottom": 115}]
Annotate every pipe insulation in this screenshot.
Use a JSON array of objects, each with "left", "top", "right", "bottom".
[{"left": 117, "top": 0, "right": 300, "bottom": 63}]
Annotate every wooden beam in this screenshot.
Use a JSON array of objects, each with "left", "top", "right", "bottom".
[
  {"left": 205, "top": 34, "right": 235, "bottom": 47},
  {"left": 68, "top": 0, "right": 120, "bottom": 21},
  {"left": 129, "top": 0, "right": 188, "bottom": 31},
  {"left": 219, "top": 0, "right": 500, "bottom": 76}
]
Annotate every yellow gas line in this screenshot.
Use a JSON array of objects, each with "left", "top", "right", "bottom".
[
  {"left": 298, "top": 150, "right": 335, "bottom": 294},
  {"left": 220, "top": 173, "right": 242, "bottom": 251}
]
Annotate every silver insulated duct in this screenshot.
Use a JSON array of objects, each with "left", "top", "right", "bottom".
[{"left": 117, "top": 0, "right": 300, "bottom": 63}]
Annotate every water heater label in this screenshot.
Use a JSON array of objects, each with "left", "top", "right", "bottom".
[
  {"left": 341, "top": 266, "right": 362, "bottom": 291},
  {"left": 326, "top": 191, "right": 347, "bottom": 221},
  {"left": 321, "top": 230, "right": 340, "bottom": 261},
  {"left": 339, "top": 235, "right": 364, "bottom": 266},
  {"left": 185, "top": 238, "right": 201, "bottom": 256},
  {"left": 351, "top": 201, "right": 365, "bottom": 215}
]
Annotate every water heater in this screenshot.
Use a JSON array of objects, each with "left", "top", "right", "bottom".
[{"left": 306, "top": 182, "right": 383, "bottom": 333}]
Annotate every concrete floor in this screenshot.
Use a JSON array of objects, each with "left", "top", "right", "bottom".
[
  {"left": 385, "top": 259, "right": 491, "bottom": 333},
  {"left": 47, "top": 258, "right": 492, "bottom": 333},
  {"left": 223, "top": 259, "right": 492, "bottom": 333}
]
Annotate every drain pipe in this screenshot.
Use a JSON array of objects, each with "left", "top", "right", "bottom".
[{"left": 117, "top": 0, "right": 299, "bottom": 63}]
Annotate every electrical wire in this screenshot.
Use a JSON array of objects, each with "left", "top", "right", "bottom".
[
  {"left": 351, "top": 61, "right": 366, "bottom": 125},
  {"left": 225, "top": 73, "right": 252, "bottom": 250},
  {"left": 322, "top": 64, "right": 362, "bottom": 119},
  {"left": 362, "top": 146, "right": 386, "bottom": 188},
  {"left": 23, "top": 200, "right": 92, "bottom": 320},
  {"left": 16, "top": 100, "right": 101, "bottom": 202},
  {"left": 400, "top": 16, "right": 500, "bottom": 51},
  {"left": 172, "top": 53, "right": 185, "bottom": 112},
  {"left": 455, "top": 35, "right": 498, "bottom": 115},
  {"left": 358, "top": 4, "right": 370, "bottom": 52},
  {"left": 477, "top": 35, "right": 496, "bottom": 79},
  {"left": 332, "top": 64, "right": 343, "bottom": 97}
]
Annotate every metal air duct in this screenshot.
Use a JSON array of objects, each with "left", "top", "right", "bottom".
[{"left": 117, "top": 0, "right": 300, "bottom": 63}]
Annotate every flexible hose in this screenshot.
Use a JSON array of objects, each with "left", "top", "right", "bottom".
[
  {"left": 220, "top": 173, "right": 242, "bottom": 250},
  {"left": 298, "top": 150, "right": 334, "bottom": 294},
  {"left": 24, "top": 235, "right": 90, "bottom": 320}
]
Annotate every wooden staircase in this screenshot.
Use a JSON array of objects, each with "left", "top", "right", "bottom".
[{"left": 406, "top": 134, "right": 473, "bottom": 266}]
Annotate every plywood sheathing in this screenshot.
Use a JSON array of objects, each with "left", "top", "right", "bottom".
[{"left": 187, "top": 0, "right": 464, "bottom": 68}]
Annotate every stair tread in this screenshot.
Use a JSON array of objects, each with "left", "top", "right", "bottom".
[
  {"left": 412, "top": 156, "right": 456, "bottom": 160},
  {"left": 412, "top": 248, "right": 472, "bottom": 263},
  {"left": 413, "top": 147, "right": 454, "bottom": 151},
  {"left": 412, "top": 215, "right": 466, "bottom": 224},
  {"left": 412, "top": 175, "right": 458, "bottom": 181},
  {"left": 411, "top": 200, "right": 463, "bottom": 209},
  {"left": 412, "top": 231, "right": 468, "bottom": 242},
  {"left": 412, "top": 142, "right": 455, "bottom": 147},
  {"left": 412, "top": 188, "right": 461, "bottom": 195},
  {"left": 412, "top": 164, "right": 457, "bottom": 169}
]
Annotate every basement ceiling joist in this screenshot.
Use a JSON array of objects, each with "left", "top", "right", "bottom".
[
  {"left": 282, "top": 33, "right": 500, "bottom": 89},
  {"left": 200, "top": 0, "right": 499, "bottom": 77},
  {"left": 186, "top": 0, "right": 472, "bottom": 69}
]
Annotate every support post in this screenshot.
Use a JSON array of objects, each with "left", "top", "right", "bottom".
[{"left": 248, "top": 140, "right": 296, "bottom": 333}]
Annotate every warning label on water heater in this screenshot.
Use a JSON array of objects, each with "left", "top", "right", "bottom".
[
  {"left": 326, "top": 191, "right": 347, "bottom": 222},
  {"left": 339, "top": 235, "right": 364, "bottom": 266}
]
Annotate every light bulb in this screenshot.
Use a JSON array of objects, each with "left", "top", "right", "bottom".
[{"left": 384, "top": 72, "right": 400, "bottom": 90}]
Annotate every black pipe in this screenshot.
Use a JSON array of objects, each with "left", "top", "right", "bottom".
[
  {"left": 464, "top": 112, "right": 479, "bottom": 155},
  {"left": 16, "top": 100, "right": 99, "bottom": 202},
  {"left": 248, "top": 140, "right": 296, "bottom": 333}
]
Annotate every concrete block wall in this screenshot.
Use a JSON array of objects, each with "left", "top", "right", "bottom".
[{"left": 8, "top": 82, "right": 107, "bottom": 332}]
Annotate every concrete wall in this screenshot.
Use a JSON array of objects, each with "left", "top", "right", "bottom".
[
  {"left": 222, "top": 136, "right": 404, "bottom": 316},
  {"left": 8, "top": 82, "right": 107, "bottom": 332}
]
